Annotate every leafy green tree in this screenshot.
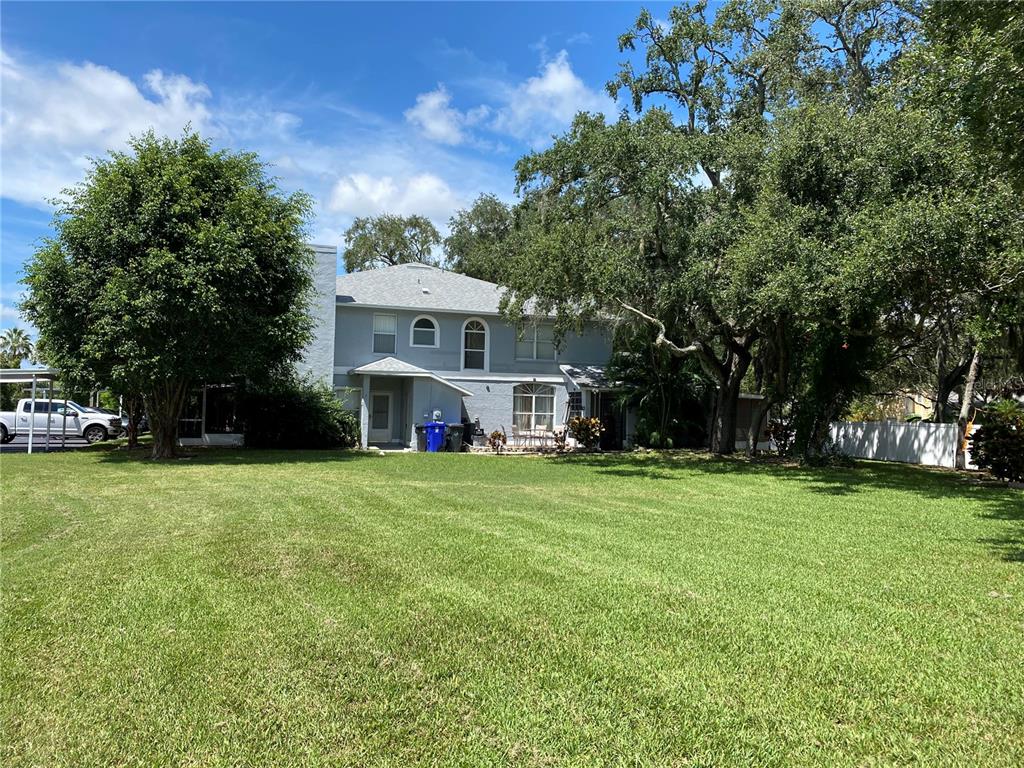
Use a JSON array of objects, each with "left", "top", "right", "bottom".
[
  {"left": 910, "top": 1, "right": 1024, "bottom": 464},
  {"left": 444, "top": 194, "right": 513, "bottom": 283},
  {"left": 923, "top": 0, "right": 1024, "bottom": 187},
  {"left": 21, "top": 131, "right": 314, "bottom": 459},
  {"left": 342, "top": 213, "right": 440, "bottom": 272},
  {"left": 608, "top": 323, "right": 712, "bottom": 448},
  {"left": 501, "top": 0, "right": 1024, "bottom": 460},
  {"left": 502, "top": 1, "right": 921, "bottom": 454}
]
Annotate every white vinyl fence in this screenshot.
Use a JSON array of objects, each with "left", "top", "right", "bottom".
[{"left": 828, "top": 421, "right": 977, "bottom": 468}]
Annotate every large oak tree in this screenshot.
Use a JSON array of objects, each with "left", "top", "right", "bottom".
[{"left": 342, "top": 213, "right": 441, "bottom": 272}]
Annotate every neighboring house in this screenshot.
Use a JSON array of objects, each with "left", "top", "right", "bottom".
[{"left": 332, "top": 263, "right": 632, "bottom": 449}]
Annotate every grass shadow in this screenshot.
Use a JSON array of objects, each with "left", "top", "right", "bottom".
[{"left": 88, "top": 442, "right": 368, "bottom": 467}]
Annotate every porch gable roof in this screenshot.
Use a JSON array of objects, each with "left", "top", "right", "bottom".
[{"left": 349, "top": 357, "right": 475, "bottom": 397}]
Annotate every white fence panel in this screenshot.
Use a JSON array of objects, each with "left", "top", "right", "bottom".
[{"left": 829, "top": 421, "right": 959, "bottom": 468}]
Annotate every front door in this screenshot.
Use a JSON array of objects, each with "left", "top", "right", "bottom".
[
  {"left": 369, "top": 392, "right": 392, "bottom": 443},
  {"left": 592, "top": 391, "right": 624, "bottom": 450}
]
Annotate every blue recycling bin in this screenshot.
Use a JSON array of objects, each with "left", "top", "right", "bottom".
[{"left": 424, "top": 421, "right": 447, "bottom": 452}]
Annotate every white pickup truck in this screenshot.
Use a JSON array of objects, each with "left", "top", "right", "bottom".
[{"left": 0, "top": 399, "right": 123, "bottom": 444}]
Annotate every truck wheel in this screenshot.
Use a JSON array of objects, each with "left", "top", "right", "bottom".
[
  {"left": 83, "top": 425, "right": 107, "bottom": 444},
  {"left": 0, "top": 424, "right": 12, "bottom": 444}
]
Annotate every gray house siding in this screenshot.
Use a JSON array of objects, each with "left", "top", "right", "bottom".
[
  {"left": 454, "top": 379, "right": 569, "bottom": 438},
  {"left": 410, "top": 378, "right": 464, "bottom": 433},
  {"left": 294, "top": 244, "right": 338, "bottom": 384},
  {"left": 333, "top": 306, "right": 612, "bottom": 375}
]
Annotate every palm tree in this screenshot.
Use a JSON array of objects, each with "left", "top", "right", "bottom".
[{"left": 0, "top": 326, "right": 34, "bottom": 367}]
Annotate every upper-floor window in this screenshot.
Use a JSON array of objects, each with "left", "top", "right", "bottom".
[
  {"left": 410, "top": 315, "right": 439, "bottom": 348},
  {"left": 372, "top": 313, "right": 397, "bottom": 354},
  {"left": 515, "top": 324, "right": 556, "bottom": 360},
  {"left": 462, "top": 318, "right": 488, "bottom": 370}
]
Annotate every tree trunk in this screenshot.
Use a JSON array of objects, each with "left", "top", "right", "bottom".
[
  {"left": 709, "top": 351, "right": 750, "bottom": 455},
  {"left": 931, "top": 345, "right": 971, "bottom": 423},
  {"left": 122, "top": 393, "right": 144, "bottom": 449},
  {"left": 955, "top": 348, "right": 982, "bottom": 469},
  {"left": 932, "top": 377, "right": 952, "bottom": 422},
  {"left": 144, "top": 379, "right": 189, "bottom": 460},
  {"left": 615, "top": 303, "right": 754, "bottom": 456}
]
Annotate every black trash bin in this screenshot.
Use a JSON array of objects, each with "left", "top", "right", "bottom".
[
  {"left": 414, "top": 424, "right": 426, "bottom": 452},
  {"left": 460, "top": 420, "right": 478, "bottom": 450},
  {"left": 445, "top": 423, "right": 464, "bottom": 452}
]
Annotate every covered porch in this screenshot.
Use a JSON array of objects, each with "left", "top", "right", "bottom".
[
  {"left": 349, "top": 358, "right": 473, "bottom": 450},
  {"left": 559, "top": 364, "right": 634, "bottom": 450}
]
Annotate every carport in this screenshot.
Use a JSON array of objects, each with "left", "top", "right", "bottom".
[{"left": 0, "top": 367, "right": 70, "bottom": 454}]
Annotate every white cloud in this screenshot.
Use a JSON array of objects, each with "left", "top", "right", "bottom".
[
  {"left": 404, "top": 85, "right": 467, "bottom": 145},
  {"left": 0, "top": 303, "right": 22, "bottom": 323},
  {"left": 406, "top": 49, "right": 611, "bottom": 150},
  {"left": 327, "top": 172, "right": 463, "bottom": 221},
  {"left": 404, "top": 84, "right": 496, "bottom": 150},
  {"left": 1, "top": 53, "right": 212, "bottom": 205},
  {"left": 492, "top": 50, "right": 611, "bottom": 145},
  {"left": 0, "top": 51, "right": 511, "bottom": 258},
  {"left": 0, "top": 284, "right": 31, "bottom": 330}
]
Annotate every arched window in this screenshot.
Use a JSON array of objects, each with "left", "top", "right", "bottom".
[
  {"left": 462, "top": 318, "right": 488, "bottom": 370},
  {"left": 513, "top": 383, "right": 556, "bottom": 431},
  {"left": 410, "top": 315, "right": 439, "bottom": 347}
]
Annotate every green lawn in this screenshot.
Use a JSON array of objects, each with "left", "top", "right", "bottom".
[{"left": 2, "top": 449, "right": 1022, "bottom": 767}]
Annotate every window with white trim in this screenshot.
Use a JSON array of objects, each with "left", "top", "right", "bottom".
[
  {"left": 411, "top": 316, "right": 438, "bottom": 347},
  {"left": 463, "top": 319, "right": 487, "bottom": 370},
  {"left": 513, "top": 383, "right": 556, "bottom": 431},
  {"left": 372, "top": 313, "right": 396, "bottom": 354},
  {"left": 567, "top": 391, "right": 583, "bottom": 419},
  {"left": 515, "top": 324, "right": 556, "bottom": 360}
]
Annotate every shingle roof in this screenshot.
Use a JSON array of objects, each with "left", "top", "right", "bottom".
[
  {"left": 348, "top": 357, "right": 475, "bottom": 396},
  {"left": 349, "top": 357, "right": 430, "bottom": 375},
  {"left": 336, "top": 263, "right": 507, "bottom": 314},
  {"left": 559, "top": 364, "right": 621, "bottom": 391}
]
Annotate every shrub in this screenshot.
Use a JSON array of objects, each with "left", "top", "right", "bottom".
[
  {"left": 800, "top": 439, "right": 855, "bottom": 468},
  {"left": 970, "top": 400, "right": 1024, "bottom": 482},
  {"left": 569, "top": 416, "right": 604, "bottom": 449},
  {"left": 646, "top": 431, "right": 674, "bottom": 449},
  {"left": 488, "top": 430, "right": 507, "bottom": 453},
  {"left": 241, "top": 378, "right": 359, "bottom": 449},
  {"left": 766, "top": 419, "right": 795, "bottom": 455}
]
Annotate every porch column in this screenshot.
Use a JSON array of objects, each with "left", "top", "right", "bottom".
[
  {"left": 360, "top": 375, "right": 370, "bottom": 449},
  {"left": 27, "top": 374, "right": 37, "bottom": 454}
]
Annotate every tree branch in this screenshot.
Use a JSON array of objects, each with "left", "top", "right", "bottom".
[{"left": 620, "top": 302, "right": 726, "bottom": 381}]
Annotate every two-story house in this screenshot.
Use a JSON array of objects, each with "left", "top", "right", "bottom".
[
  {"left": 173, "top": 250, "right": 632, "bottom": 449},
  {"left": 331, "top": 263, "right": 631, "bottom": 450}
]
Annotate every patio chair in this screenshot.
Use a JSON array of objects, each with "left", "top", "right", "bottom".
[{"left": 510, "top": 424, "right": 523, "bottom": 450}]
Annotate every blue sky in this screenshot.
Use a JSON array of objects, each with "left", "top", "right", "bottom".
[{"left": 1, "top": 1, "right": 675, "bottom": 332}]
